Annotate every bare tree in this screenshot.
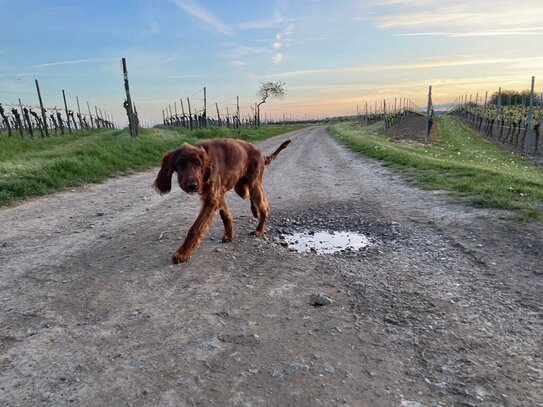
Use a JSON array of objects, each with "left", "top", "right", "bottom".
[{"left": 256, "top": 81, "right": 286, "bottom": 126}]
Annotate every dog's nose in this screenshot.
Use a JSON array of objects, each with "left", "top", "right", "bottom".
[{"left": 186, "top": 181, "right": 198, "bottom": 191}]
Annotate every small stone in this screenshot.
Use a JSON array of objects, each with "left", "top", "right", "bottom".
[
  {"left": 324, "top": 365, "right": 335, "bottom": 374},
  {"left": 309, "top": 352, "right": 319, "bottom": 360},
  {"left": 284, "top": 363, "right": 303, "bottom": 375},
  {"left": 126, "top": 359, "right": 142, "bottom": 368},
  {"left": 309, "top": 293, "right": 333, "bottom": 307},
  {"left": 215, "top": 248, "right": 222, "bottom": 253},
  {"left": 96, "top": 212, "right": 105, "bottom": 216},
  {"left": 177, "top": 377, "right": 190, "bottom": 385}
]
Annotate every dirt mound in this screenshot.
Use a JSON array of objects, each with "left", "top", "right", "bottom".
[{"left": 380, "top": 116, "right": 436, "bottom": 143}]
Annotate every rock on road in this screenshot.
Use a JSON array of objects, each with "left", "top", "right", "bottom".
[{"left": 1, "top": 126, "right": 542, "bottom": 406}]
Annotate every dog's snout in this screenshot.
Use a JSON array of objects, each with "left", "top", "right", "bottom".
[{"left": 186, "top": 181, "right": 198, "bottom": 191}]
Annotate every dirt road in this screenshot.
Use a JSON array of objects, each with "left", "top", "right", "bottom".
[{"left": 1, "top": 126, "right": 542, "bottom": 406}]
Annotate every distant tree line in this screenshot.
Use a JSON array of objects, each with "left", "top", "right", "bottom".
[{"left": 490, "top": 89, "right": 543, "bottom": 106}]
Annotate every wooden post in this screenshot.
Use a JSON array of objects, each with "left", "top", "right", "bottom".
[
  {"left": 121, "top": 57, "right": 137, "bottom": 137},
  {"left": 524, "top": 76, "right": 535, "bottom": 154},
  {"left": 162, "top": 109, "right": 166, "bottom": 125},
  {"left": 62, "top": 90, "right": 72, "bottom": 134},
  {"left": 35, "top": 79, "right": 49, "bottom": 137},
  {"left": 425, "top": 85, "right": 432, "bottom": 144},
  {"left": 236, "top": 96, "right": 240, "bottom": 128},
  {"left": 492, "top": 87, "right": 502, "bottom": 140},
  {"left": 93, "top": 106, "right": 99, "bottom": 128},
  {"left": 86, "top": 102, "right": 94, "bottom": 128},
  {"left": 180, "top": 99, "right": 186, "bottom": 128},
  {"left": 76, "top": 96, "right": 84, "bottom": 129},
  {"left": 203, "top": 87, "right": 207, "bottom": 127},
  {"left": 18, "top": 99, "right": 26, "bottom": 131},
  {"left": 187, "top": 97, "right": 193, "bottom": 130},
  {"left": 383, "top": 99, "right": 387, "bottom": 129},
  {"left": 215, "top": 103, "right": 221, "bottom": 126}
]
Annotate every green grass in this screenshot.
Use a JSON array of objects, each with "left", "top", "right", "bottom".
[
  {"left": 0, "top": 124, "right": 305, "bottom": 206},
  {"left": 162, "top": 123, "right": 305, "bottom": 141},
  {"left": 329, "top": 116, "right": 543, "bottom": 221}
]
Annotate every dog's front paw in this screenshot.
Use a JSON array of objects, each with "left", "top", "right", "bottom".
[
  {"left": 221, "top": 234, "right": 234, "bottom": 243},
  {"left": 172, "top": 251, "right": 190, "bottom": 263},
  {"left": 250, "top": 230, "right": 265, "bottom": 237}
]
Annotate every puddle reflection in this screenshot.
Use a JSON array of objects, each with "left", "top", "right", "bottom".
[{"left": 278, "top": 231, "right": 370, "bottom": 254}]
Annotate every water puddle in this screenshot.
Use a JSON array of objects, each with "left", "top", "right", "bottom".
[{"left": 278, "top": 231, "right": 371, "bottom": 254}]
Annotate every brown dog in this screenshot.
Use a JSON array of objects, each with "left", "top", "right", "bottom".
[{"left": 154, "top": 138, "right": 291, "bottom": 263}]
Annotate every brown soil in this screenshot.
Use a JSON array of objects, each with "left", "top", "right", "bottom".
[{"left": 379, "top": 116, "right": 437, "bottom": 144}]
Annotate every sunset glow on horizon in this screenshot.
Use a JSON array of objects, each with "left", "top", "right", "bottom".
[{"left": 1, "top": 0, "right": 542, "bottom": 125}]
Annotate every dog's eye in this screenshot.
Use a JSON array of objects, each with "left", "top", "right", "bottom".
[{"left": 193, "top": 160, "right": 201, "bottom": 167}]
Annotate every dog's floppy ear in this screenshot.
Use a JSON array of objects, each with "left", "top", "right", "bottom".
[
  {"left": 154, "top": 150, "right": 176, "bottom": 194},
  {"left": 198, "top": 145, "right": 213, "bottom": 184}
]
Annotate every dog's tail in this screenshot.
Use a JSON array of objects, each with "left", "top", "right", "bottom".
[{"left": 264, "top": 140, "right": 291, "bottom": 165}]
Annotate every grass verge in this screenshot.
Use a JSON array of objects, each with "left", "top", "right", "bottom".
[
  {"left": 329, "top": 116, "right": 543, "bottom": 221},
  {"left": 0, "top": 124, "right": 305, "bottom": 207}
]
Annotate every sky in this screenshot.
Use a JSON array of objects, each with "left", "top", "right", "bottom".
[{"left": 1, "top": 0, "right": 543, "bottom": 126}]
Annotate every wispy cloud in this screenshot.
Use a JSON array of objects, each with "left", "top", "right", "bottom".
[
  {"left": 237, "top": 2, "right": 295, "bottom": 30},
  {"left": 366, "top": 1, "right": 543, "bottom": 31},
  {"left": 266, "top": 55, "right": 543, "bottom": 78},
  {"left": 399, "top": 27, "right": 543, "bottom": 38},
  {"left": 229, "top": 60, "right": 247, "bottom": 67},
  {"left": 170, "top": 0, "right": 233, "bottom": 35},
  {"left": 237, "top": 10, "right": 284, "bottom": 30},
  {"left": 222, "top": 43, "right": 270, "bottom": 57},
  {"left": 31, "top": 58, "right": 118, "bottom": 68},
  {"left": 270, "top": 24, "right": 293, "bottom": 65},
  {"left": 272, "top": 53, "right": 283, "bottom": 65}
]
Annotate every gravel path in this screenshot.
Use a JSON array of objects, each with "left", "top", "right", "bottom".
[{"left": 1, "top": 126, "right": 542, "bottom": 406}]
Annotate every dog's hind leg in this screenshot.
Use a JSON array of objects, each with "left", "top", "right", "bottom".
[
  {"left": 249, "top": 183, "right": 269, "bottom": 237},
  {"left": 235, "top": 180, "right": 259, "bottom": 219},
  {"left": 250, "top": 199, "right": 259, "bottom": 219}
]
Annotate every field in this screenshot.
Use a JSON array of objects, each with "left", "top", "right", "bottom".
[
  {"left": 0, "top": 124, "right": 305, "bottom": 206},
  {"left": 330, "top": 116, "right": 543, "bottom": 220}
]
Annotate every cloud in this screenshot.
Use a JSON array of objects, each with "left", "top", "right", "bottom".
[
  {"left": 366, "top": 1, "right": 543, "bottom": 31},
  {"left": 237, "top": 15, "right": 283, "bottom": 30},
  {"left": 265, "top": 55, "right": 543, "bottom": 78},
  {"left": 273, "top": 53, "right": 283, "bottom": 64},
  {"left": 268, "top": 24, "right": 294, "bottom": 64},
  {"left": 230, "top": 60, "right": 247, "bottom": 67},
  {"left": 222, "top": 43, "right": 270, "bottom": 58},
  {"left": 399, "top": 27, "right": 543, "bottom": 38},
  {"left": 170, "top": 0, "right": 233, "bottom": 35},
  {"left": 31, "top": 58, "right": 118, "bottom": 68}
]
